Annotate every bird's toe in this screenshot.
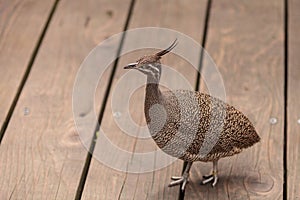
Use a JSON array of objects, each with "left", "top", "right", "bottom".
[
  {"left": 171, "top": 176, "right": 183, "bottom": 181},
  {"left": 201, "top": 173, "right": 218, "bottom": 187},
  {"left": 168, "top": 175, "right": 189, "bottom": 190}
]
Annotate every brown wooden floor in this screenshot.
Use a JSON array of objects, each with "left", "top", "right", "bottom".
[{"left": 0, "top": 0, "right": 299, "bottom": 199}]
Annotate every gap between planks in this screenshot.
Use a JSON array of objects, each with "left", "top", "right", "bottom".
[
  {"left": 0, "top": 0, "right": 61, "bottom": 144},
  {"left": 74, "top": 0, "right": 136, "bottom": 199},
  {"left": 179, "top": 0, "right": 212, "bottom": 199},
  {"left": 283, "top": 0, "right": 288, "bottom": 199}
]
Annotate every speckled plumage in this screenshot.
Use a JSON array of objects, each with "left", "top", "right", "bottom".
[
  {"left": 124, "top": 40, "right": 260, "bottom": 189},
  {"left": 144, "top": 86, "right": 260, "bottom": 162}
]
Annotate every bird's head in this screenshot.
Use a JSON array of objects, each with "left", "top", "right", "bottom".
[{"left": 124, "top": 39, "right": 178, "bottom": 81}]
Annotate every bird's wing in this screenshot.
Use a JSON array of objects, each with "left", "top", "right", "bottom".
[{"left": 161, "top": 90, "right": 260, "bottom": 160}]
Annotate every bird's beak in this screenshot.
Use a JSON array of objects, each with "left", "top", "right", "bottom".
[{"left": 124, "top": 63, "right": 137, "bottom": 69}]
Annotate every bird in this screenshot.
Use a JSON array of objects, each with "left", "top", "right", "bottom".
[{"left": 123, "top": 39, "right": 260, "bottom": 191}]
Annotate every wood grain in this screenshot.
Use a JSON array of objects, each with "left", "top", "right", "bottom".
[
  {"left": 287, "top": 0, "right": 300, "bottom": 199},
  {"left": 187, "top": 0, "right": 284, "bottom": 199},
  {"left": 0, "top": 0, "right": 56, "bottom": 136},
  {"left": 82, "top": 0, "right": 208, "bottom": 199},
  {"left": 0, "top": 0, "right": 131, "bottom": 199}
]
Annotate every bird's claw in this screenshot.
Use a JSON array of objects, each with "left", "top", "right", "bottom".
[
  {"left": 171, "top": 176, "right": 184, "bottom": 180},
  {"left": 169, "top": 175, "right": 189, "bottom": 191},
  {"left": 201, "top": 173, "right": 218, "bottom": 187}
]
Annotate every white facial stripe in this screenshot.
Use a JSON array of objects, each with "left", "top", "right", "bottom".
[
  {"left": 148, "top": 64, "right": 159, "bottom": 72},
  {"left": 128, "top": 62, "right": 138, "bottom": 66},
  {"left": 137, "top": 63, "right": 161, "bottom": 80},
  {"left": 137, "top": 67, "right": 146, "bottom": 72},
  {"left": 140, "top": 68, "right": 157, "bottom": 78},
  {"left": 138, "top": 68, "right": 154, "bottom": 75}
]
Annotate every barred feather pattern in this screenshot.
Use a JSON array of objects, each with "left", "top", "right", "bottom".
[{"left": 144, "top": 84, "right": 260, "bottom": 162}]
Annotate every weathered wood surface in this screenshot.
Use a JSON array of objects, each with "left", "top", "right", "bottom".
[
  {"left": 287, "top": 0, "right": 300, "bottom": 199},
  {"left": 0, "top": 0, "right": 131, "bottom": 199},
  {"left": 187, "top": 0, "right": 284, "bottom": 199},
  {"left": 0, "top": 0, "right": 295, "bottom": 199},
  {"left": 82, "top": 0, "right": 208, "bottom": 199},
  {"left": 0, "top": 0, "right": 56, "bottom": 138}
]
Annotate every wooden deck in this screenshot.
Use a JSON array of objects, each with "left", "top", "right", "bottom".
[{"left": 0, "top": 0, "right": 298, "bottom": 199}]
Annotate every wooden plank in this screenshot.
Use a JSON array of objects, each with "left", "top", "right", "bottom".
[
  {"left": 0, "top": 0, "right": 56, "bottom": 136},
  {"left": 186, "top": 0, "right": 284, "bottom": 199},
  {"left": 0, "top": 0, "right": 131, "bottom": 199},
  {"left": 287, "top": 0, "right": 300, "bottom": 199},
  {"left": 82, "top": 0, "right": 208, "bottom": 199}
]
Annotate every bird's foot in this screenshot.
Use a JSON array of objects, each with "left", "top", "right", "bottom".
[
  {"left": 201, "top": 172, "right": 218, "bottom": 187},
  {"left": 168, "top": 173, "right": 189, "bottom": 191}
]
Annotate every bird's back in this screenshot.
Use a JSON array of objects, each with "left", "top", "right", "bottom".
[{"left": 145, "top": 90, "right": 260, "bottom": 162}]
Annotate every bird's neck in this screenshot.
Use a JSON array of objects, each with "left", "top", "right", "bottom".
[
  {"left": 144, "top": 75, "right": 163, "bottom": 123},
  {"left": 145, "top": 75, "right": 161, "bottom": 101}
]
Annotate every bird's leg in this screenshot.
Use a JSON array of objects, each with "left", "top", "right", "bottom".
[
  {"left": 169, "top": 161, "right": 193, "bottom": 191},
  {"left": 201, "top": 160, "right": 218, "bottom": 187}
]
